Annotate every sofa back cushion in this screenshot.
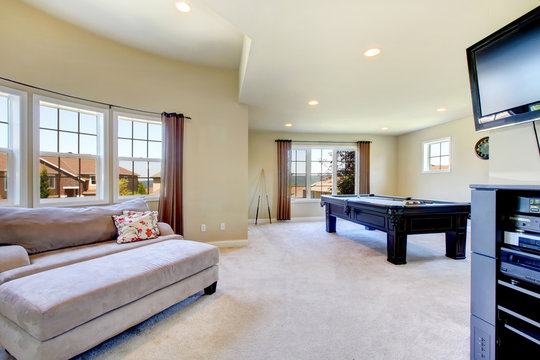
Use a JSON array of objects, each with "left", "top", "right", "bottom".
[{"left": 0, "top": 198, "right": 149, "bottom": 254}]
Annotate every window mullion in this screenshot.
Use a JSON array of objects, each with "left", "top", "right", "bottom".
[
  {"left": 77, "top": 112, "right": 81, "bottom": 154},
  {"left": 306, "top": 149, "right": 311, "bottom": 199},
  {"left": 146, "top": 123, "right": 150, "bottom": 194},
  {"left": 354, "top": 149, "right": 358, "bottom": 195},
  {"left": 332, "top": 149, "right": 337, "bottom": 195},
  {"left": 40, "top": 151, "right": 97, "bottom": 160},
  {"left": 56, "top": 107, "right": 60, "bottom": 153}
]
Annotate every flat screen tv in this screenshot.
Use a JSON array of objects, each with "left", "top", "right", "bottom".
[{"left": 467, "top": 6, "right": 540, "bottom": 131}]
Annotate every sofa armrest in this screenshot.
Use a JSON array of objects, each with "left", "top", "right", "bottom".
[
  {"left": 0, "top": 245, "right": 30, "bottom": 272},
  {"left": 157, "top": 222, "right": 175, "bottom": 236}
]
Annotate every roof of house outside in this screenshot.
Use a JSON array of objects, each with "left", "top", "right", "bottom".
[
  {"left": 310, "top": 177, "right": 332, "bottom": 193},
  {"left": 40, "top": 157, "right": 134, "bottom": 176}
]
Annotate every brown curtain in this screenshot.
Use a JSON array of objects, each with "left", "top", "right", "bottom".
[
  {"left": 276, "top": 140, "right": 291, "bottom": 220},
  {"left": 158, "top": 112, "right": 184, "bottom": 235},
  {"left": 357, "top": 141, "right": 371, "bottom": 194}
]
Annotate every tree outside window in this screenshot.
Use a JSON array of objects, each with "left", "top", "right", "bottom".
[{"left": 336, "top": 150, "right": 355, "bottom": 194}]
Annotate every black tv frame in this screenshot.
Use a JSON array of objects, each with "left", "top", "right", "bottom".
[{"left": 467, "top": 6, "right": 540, "bottom": 132}]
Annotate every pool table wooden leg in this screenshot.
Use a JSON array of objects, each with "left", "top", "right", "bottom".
[
  {"left": 326, "top": 214, "right": 336, "bottom": 232},
  {"left": 445, "top": 231, "right": 467, "bottom": 259},
  {"left": 386, "top": 230, "right": 407, "bottom": 265},
  {"left": 445, "top": 214, "right": 467, "bottom": 260}
]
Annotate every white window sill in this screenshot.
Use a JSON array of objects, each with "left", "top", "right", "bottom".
[
  {"left": 291, "top": 199, "right": 323, "bottom": 204},
  {"left": 422, "top": 170, "right": 451, "bottom": 174},
  {"left": 116, "top": 195, "right": 160, "bottom": 203},
  {"left": 37, "top": 198, "right": 109, "bottom": 208},
  {"left": 0, "top": 203, "right": 24, "bottom": 208}
]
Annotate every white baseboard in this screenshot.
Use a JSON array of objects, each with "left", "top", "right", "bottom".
[
  {"left": 207, "top": 239, "right": 248, "bottom": 248},
  {"left": 249, "top": 216, "right": 325, "bottom": 224},
  {"left": 248, "top": 219, "right": 275, "bottom": 224},
  {"left": 291, "top": 216, "right": 325, "bottom": 222}
]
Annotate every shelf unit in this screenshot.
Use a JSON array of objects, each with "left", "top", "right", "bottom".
[{"left": 470, "top": 185, "right": 540, "bottom": 360}]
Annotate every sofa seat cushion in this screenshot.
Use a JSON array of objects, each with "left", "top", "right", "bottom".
[
  {"left": 0, "top": 240, "right": 219, "bottom": 341},
  {"left": 0, "top": 234, "right": 182, "bottom": 285}
]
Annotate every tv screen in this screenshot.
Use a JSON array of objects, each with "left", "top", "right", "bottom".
[{"left": 467, "top": 6, "right": 540, "bottom": 131}]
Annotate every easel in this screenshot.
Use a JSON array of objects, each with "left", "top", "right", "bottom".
[{"left": 255, "top": 169, "right": 272, "bottom": 224}]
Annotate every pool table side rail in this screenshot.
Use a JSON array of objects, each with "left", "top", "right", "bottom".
[{"left": 323, "top": 194, "right": 470, "bottom": 207}]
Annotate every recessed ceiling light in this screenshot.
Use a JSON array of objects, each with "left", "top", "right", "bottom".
[
  {"left": 381, "top": 126, "right": 389, "bottom": 131},
  {"left": 308, "top": 100, "right": 319, "bottom": 106},
  {"left": 175, "top": 1, "right": 191, "bottom": 13},
  {"left": 437, "top": 107, "right": 447, "bottom": 112},
  {"left": 285, "top": 123, "right": 293, "bottom": 127},
  {"left": 364, "top": 48, "right": 381, "bottom": 57}
]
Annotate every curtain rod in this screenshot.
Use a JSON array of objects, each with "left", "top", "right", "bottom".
[
  {"left": 0, "top": 76, "right": 192, "bottom": 120},
  {"left": 275, "top": 140, "right": 371, "bottom": 144}
]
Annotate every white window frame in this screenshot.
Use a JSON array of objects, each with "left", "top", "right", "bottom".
[
  {"left": 0, "top": 85, "right": 27, "bottom": 207},
  {"left": 33, "top": 95, "right": 109, "bottom": 207},
  {"left": 112, "top": 111, "right": 162, "bottom": 203},
  {"left": 291, "top": 145, "right": 357, "bottom": 202},
  {"left": 422, "top": 137, "right": 451, "bottom": 173}
]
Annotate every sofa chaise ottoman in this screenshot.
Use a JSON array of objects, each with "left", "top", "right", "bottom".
[{"left": 0, "top": 198, "right": 219, "bottom": 360}]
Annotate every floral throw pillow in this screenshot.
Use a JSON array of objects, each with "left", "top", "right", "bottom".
[
  {"left": 113, "top": 212, "right": 160, "bottom": 244},
  {"left": 123, "top": 210, "right": 160, "bottom": 236}
]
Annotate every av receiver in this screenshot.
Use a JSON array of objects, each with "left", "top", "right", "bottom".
[
  {"left": 500, "top": 247, "right": 540, "bottom": 286},
  {"left": 508, "top": 214, "right": 540, "bottom": 233}
]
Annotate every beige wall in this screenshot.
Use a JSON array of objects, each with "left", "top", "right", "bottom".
[
  {"left": 489, "top": 120, "right": 540, "bottom": 184},
  {"left": 0, "top": 0, "right": 248, "bottom": 242},
  {"left": 396, "top": 116, "right": 489, "bottom": 202},
  {"left": 248, "top": 130, "right": 397, "bottom": 220}
]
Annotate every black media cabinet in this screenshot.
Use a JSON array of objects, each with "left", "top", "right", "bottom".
[{"left": 470, "top": 185, "right": 540, "bottom": 360}]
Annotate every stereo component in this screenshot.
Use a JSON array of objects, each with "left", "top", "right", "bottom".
[
  {"left": 516, "top": 196, "right": 540, "bottom": 214},
  {"left": 500, "top": 248, "right": 540, "bottom": 286},
  {"left": 508, "top": 214, "right": 540, "bottom": 233},
  {"left": 504, "top": 231, "right": 540, "bottom": 252}
]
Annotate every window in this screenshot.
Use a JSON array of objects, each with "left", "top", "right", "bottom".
[
  {"left": 0, "top": 86, "right": 26, "bottom": 206},
  {"left": 48, "top": 176, "right": 56, "bottom": 189},
  {"left": 290, "top": 149, "right": 307, "bottom": 198},
  {"left": 290, "top": 146, "right": 356, "bottom": 200},
  {"left": 114, "top": 113, "right": 162, "bottom": 200},
  {"left": 34, "top": 96, "right": 108, "bottom": 205},
  {"left": 423, "top": 137, "right": 451, "bottom": 172}
]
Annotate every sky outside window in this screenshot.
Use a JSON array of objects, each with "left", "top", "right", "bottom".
[{"left": 39, "top": 104, "right": 99, "bottom": 156}]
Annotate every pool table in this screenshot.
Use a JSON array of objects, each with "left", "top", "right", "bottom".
[{"left": 320, "top": 194, "right": 471, "bottom": 265}]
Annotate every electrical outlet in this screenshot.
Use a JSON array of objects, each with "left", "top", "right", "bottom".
[
  {"left": 220, "top": 223, "right": 226, "bottom": 231},
  {"left": 201, "top": 224, "right": 206, "bottom": 232}
]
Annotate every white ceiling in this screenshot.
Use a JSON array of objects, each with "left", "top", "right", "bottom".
[
  {"left": 19, "top": 0, "right": 243, "bottom": 69},
  {"left": 20, "top": 0, "right": 540, "bottom": 135}
]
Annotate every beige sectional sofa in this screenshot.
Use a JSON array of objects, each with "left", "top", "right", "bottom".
[{"left": 0, "top": 198, "right": 219, "bottom": 360}]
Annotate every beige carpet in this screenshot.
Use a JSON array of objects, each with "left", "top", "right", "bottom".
[{"left": 1, "top": 219, "right": 471, "bottom": 360}]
